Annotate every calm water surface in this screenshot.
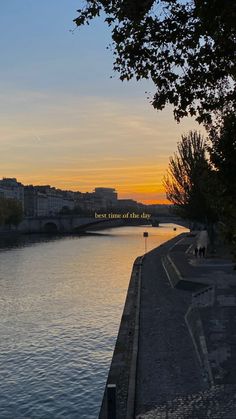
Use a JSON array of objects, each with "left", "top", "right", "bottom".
[{"left": 0, "top": 224, "right": 187, "bottom": 418}]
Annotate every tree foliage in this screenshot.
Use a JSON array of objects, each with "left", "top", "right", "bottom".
[
  {"left": 0, "top": 198, "right": 23, "bottom": 227},
  {"left": 209, "top": 112, "right": 236, "bottom": 243},
  {"left": 210, "top": 113, "right": 236, "bottom": 199},
  {"left": 163, "top": 131, "right": 218, "bottom": 223},
  {"left": 74, "top": 1, "right": 236, "bottom": 124}
]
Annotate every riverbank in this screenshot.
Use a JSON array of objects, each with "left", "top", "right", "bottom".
[
  {"left": 99, "top": 256, "right": 143, "bottom": 419},
  {"left": 100, "top": 232, "right": 236, "bottom": 418}
]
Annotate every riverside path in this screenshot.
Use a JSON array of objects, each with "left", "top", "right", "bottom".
[
  {"left": 135, "top": 233, "right": 236, "bottom": 419},
  {"left": 135, "top": 235, "right": 204, "bottom": 416}
]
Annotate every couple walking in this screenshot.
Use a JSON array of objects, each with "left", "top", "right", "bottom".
[
  {"left": 194, "top": 246, "right": 206, "bottom": 257},
  {"left": 194, "top": 230, "right": 208, "bottom": 258}
]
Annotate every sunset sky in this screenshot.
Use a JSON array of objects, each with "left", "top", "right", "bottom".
[{"left": 0, "top": 1, "right": 203, "bottom": 204}]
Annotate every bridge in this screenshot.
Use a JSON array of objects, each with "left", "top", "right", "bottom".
[
  {"left": 151, "top": 215, "right": 190, "bottom": 229},
  {"left": 17, "top": 215, "right": 190, "bottom": 234},
  {"left": 18, "top": 215, "right": 119, "bottom": 234}
]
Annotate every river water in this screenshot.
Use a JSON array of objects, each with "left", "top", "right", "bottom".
[{"left": 0, "top": 224, "right": 187, "bottom": 419}]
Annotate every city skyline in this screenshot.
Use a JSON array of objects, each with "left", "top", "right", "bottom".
[
  {"left": 0, "top": 175, "right": 171, "bottom": 206},
  {"left": 0, "top": 1, "right": 203, "bottom": 204}
]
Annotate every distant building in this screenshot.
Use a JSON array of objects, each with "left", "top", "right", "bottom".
[
  {"left": 145, "top": 204, "right": 172, "bottom": 215},
  {"left": 1, "top": 177, "right": 169, "bottom": 218},
  {"left": 0, "top": 178, "right": 24, "bottom": 210},
  {"left": 94, "top": 187, "right": 118, "bottom": 200},
  {"left": 93, "top": 187, "right": 118, "bottom": 210},
  {"left": 37, "top": 192, "right": 48, "bottom": 216},
  {"left": 73, "top": 188, "right": 119, "bottom": 213},
  {"left": 74, "top": 192, "right": 95, "bottom": 213},
  {"left": 24, "top": 185, "right": 75, "bottom": 217},
  {"left": 24, "top": 186, "right": 48, "bottom": 217},
  {"left": 116, "top": 199, "right": 139, "bottom": 210},
  {"left": 24, "top": 186, "right": 39, "bottom": 216}
]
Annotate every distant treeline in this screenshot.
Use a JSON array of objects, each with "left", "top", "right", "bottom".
[{"left": 0, "top": 197, "right": 23, "bottom": 227}]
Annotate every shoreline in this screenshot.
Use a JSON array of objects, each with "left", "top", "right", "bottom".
[
  {"left": 99, "top": 255, "right": 143, "bottom": 419},
  {"left": 99, "top": 232, "right": 236, "bottom": 418}
]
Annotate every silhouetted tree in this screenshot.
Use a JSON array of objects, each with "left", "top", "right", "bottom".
[
  {"left": 163, "top": 131, "right": 219, "bottom": 226},
  {"left": 0, "top": 198, "right": 6, "bottom": 225},
  {"left": 0, "top": 198, "right": 23, "bottom": 227},
  {"left": 74, "top": 0, "right": 236, "bottom": 124},
  {"left": 209, "top": 112, "right": 236, "bottom": 246}
]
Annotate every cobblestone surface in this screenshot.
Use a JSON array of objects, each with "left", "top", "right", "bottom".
[{"left": 136, "top": 385, "right": 236, "bottom": 418}]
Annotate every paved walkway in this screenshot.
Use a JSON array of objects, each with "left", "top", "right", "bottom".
[
  {"left": 197, "top": 230, "right": 208, "bottom": 249},
  {"left": 135, "top": 233, "right": 236, "bottom": 418},
  {"left": 135, "top": 235, "right": 204, "bottom": 415}
]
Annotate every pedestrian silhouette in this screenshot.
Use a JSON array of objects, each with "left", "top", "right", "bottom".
[{"left": 194, "top": 247, "right": 198, "bottom": 257}]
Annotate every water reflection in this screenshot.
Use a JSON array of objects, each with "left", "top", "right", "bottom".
[
  {"left": 0, "top": 224, "right": 187, "bottom": 418},
  {"left": 0, "top": 233, "right": 63, "bottom": 250},
  {"left": 0, "top": 232, "right": 105, "bottom": 251}
]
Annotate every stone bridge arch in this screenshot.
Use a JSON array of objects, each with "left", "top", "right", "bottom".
[{"left": 43, "top": 221, "right": 59, "bottom": 233}]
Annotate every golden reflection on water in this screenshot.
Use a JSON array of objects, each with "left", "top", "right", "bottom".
[{"left": 0, "top": 224, "right": 188, "bottom": 418}]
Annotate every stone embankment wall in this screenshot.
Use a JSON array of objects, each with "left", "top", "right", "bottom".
[{"left": 99, "top": 256, "right": 143, "bottom": 419}]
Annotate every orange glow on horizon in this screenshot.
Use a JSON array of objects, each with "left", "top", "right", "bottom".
[
  {"left": 5, "top": 173, "right": 170, "bottom": 205},
  {"left": 0, "top": 91, "right": 204, "bottom": 209}
]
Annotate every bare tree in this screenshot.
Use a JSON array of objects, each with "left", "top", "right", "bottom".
[{"left": 163, "top": 131, "right": 218, "bottom": 224}]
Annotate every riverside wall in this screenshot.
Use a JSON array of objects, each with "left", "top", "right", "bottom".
[{"left": 99, "top": 256, "right": 143, "bottom": 419}]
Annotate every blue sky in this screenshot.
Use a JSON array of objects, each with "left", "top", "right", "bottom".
[{"left": 0, "top": 1, "right": 202, "bottom": 203}]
